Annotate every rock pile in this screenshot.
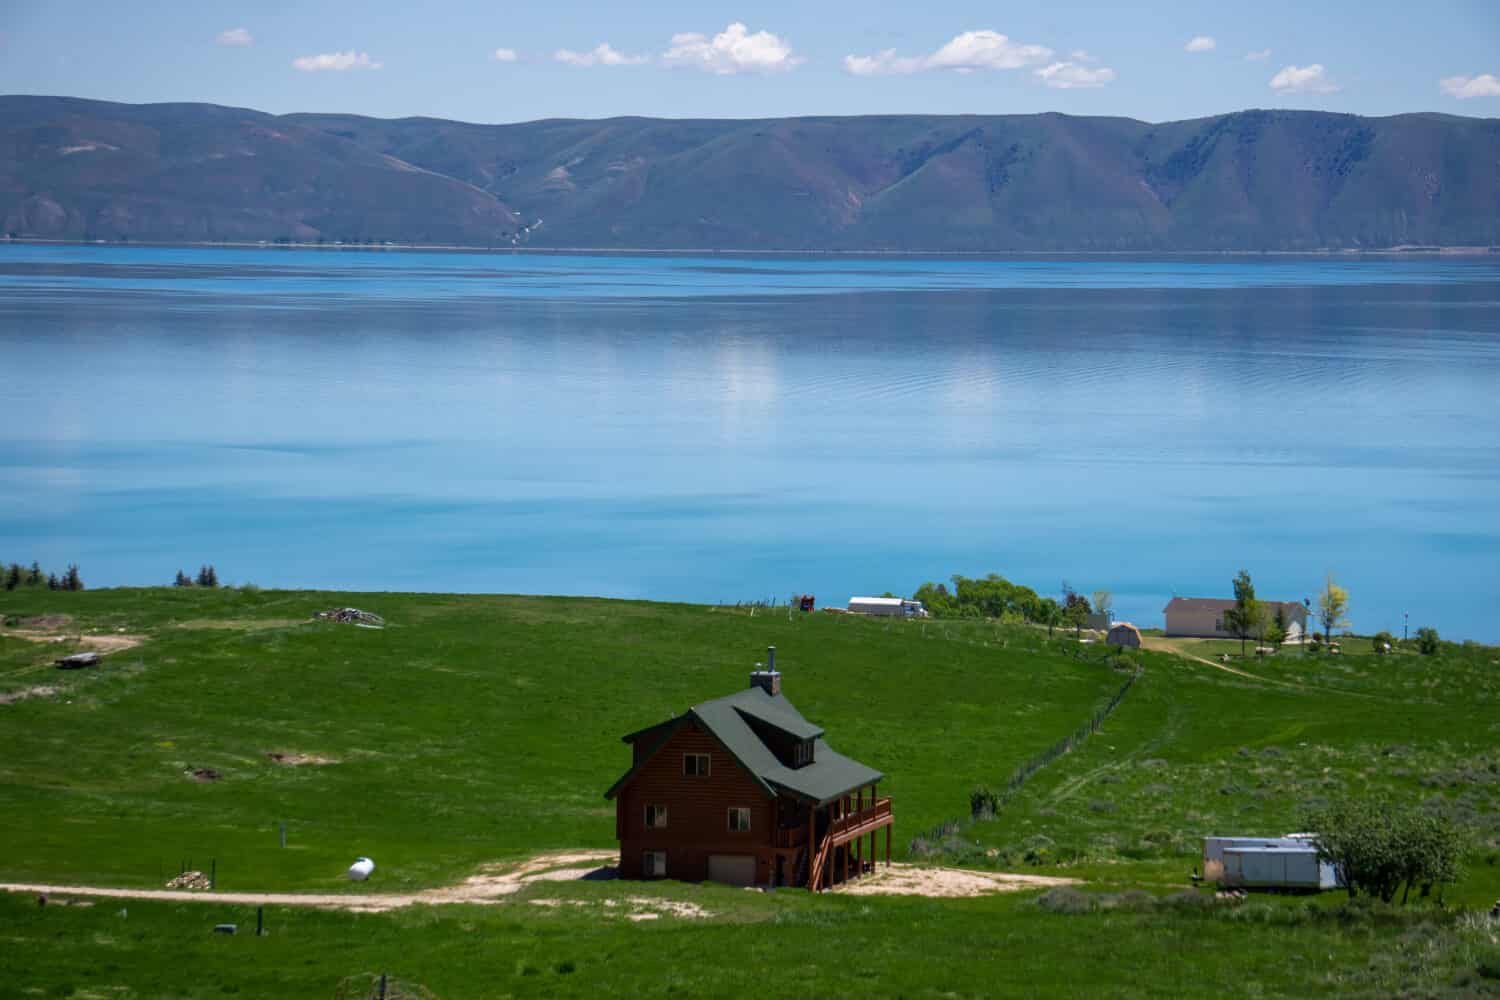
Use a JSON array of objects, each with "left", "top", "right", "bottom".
[{"left": 165, "top": 871, "right": 212, "bottom": 890}]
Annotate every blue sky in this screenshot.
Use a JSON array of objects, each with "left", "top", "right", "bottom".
[{"left": 2, "top": 1, "right": 1498, "bottom": 123}]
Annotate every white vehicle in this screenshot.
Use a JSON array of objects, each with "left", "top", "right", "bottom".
[{"left": 847, "top": 596, "right": 928, "bottom": 618}]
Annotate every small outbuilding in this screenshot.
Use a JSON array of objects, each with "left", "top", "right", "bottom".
[{"left": 1106, "top": 623, "right": 1142, "bottom": 649}]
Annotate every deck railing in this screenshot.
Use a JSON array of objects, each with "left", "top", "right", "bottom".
[{"left": 826, "top": 797, "right": 892, "bottom": 843}]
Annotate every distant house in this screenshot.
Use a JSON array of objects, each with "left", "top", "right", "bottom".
[
  {"left": 848, "top": 596, "right": 928, "bottom": 618},
  {"left": 605, "top": 648, "right": 893, "bottom": 890},
  {"left": 1163, "top": 598, "right": 1307, "bottom": 639},
  {"left": 1106, "top": 622, "right": 1142, "bottom": 648}
]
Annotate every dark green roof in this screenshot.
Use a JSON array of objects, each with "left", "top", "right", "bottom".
[{"left": 605, "top": 686, "right": 882, "bottom": 805}]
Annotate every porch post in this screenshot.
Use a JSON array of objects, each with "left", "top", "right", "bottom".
[
  {"left": 886, "top": 823, "right": 891, "bottom": 867},
  {"left": 807, "top": 805, "right": 816, "bottom": 890}
]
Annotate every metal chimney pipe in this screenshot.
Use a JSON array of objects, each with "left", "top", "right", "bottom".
[{"left": 767, "top": 646, "right": 776, "bottom": 671}]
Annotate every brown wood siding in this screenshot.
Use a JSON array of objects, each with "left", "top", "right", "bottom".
[{"left": 616, "top": 719, "right": 775, "bottom": 882}]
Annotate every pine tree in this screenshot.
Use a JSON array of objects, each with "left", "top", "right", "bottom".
[
  {"left": 63, "top": 564, "right": 83, "bottom": 591},
  {"left": 26, "top": 562, "right": 43, "bottom": 586},
  {"left": 197, "top": 564, "right": 219, "bottom": 588},
  {"left": 174, "top": 570, "right": 193, "bottom": 587},
  {"left": 46, "top": 573, "right": 60, "bottom": 591},
  {"left": 4, "top": 564, "right": 20, "bottom": 590}
]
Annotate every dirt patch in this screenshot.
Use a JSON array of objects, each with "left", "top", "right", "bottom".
[
  {"left": 187, "top": 768, "right": 221, "bottom": 782},
  {"left": 2, "top": 630, "right": 143, "bottom": 654},
  {"left": 175, "top": 619, "right": 307, "bottom": 631},
  {"left": 834, "top": 863, "right": 1079, "bottom": 898},
  {"left": 19, "top": 615, "right": 72, "bottom": 630},
  {"left": 266, "top": 752, "right": 339, "bottom": 767},
  {"left": 0, "top": 685, "right": 58, "bottom": 706},
  {"left": 528, "top": 895, "right": 712, "bottom": 921},
  {"left": 0, "top": 850, "right": 624, "bottom": 914}
]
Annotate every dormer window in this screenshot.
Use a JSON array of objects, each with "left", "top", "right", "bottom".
[{"left": 793, "top": 740, "right": 813, "bottom": 767}]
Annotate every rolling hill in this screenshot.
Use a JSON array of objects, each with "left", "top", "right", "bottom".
[{"left": 3, "top": 95, "right": 1498, "bottom": 250}]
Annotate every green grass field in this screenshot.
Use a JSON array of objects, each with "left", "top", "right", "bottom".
[{"left": 2, "top": 586, "right": 1499, "bottom": 998}]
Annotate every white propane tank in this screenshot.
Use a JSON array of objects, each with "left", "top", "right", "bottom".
[{"left": 347, "top": 857, "right": 375, "bottom": 881}]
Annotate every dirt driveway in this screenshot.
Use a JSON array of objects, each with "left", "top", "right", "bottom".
[{"left": 2, "top": 851, "right": 1077, "bottom": 912}]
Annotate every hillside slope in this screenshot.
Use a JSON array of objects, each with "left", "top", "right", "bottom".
[{"left": 3, "top": 96, "right": 1498, "bottom": 250}]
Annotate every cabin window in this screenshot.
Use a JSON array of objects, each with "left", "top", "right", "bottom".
[
  {"left": 793, "top": 740, "right": 813, "bottom": 767},
  {"left": 728, "top": 807, "right": 752, "bottom": 832},
  {"left": 683, "top": 753, "right": 710, "bottom": 777},
  {"left": 642, "top": 851, "right": 666, "bottom": 878},
  {"left": 644, "top": 804, "right": 668, "bottom": 829}
]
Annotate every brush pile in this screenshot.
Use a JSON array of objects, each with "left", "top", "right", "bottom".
[
  {"left": 315, "top": 608, "right": 385, "bottom": 628},
  {"left": 165, "top": 871, "right": 212, "bottom": 890}
]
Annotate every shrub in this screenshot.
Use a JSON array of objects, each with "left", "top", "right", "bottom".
[
  {"left": 1371, "top": 631, "right": 1395, "bottom": 654},
  {"left": 1037, "top": 887, "right": 1096, "bottom": 914},
  {"left": 1415, "top": 627, "right": 1440, "bottom": 655},
  {"left": 1301, "top": 796, "right": 1465, "bottom": 903}
]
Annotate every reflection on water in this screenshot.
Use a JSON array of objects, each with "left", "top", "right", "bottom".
[{"left": 2, "top": 245, "right": 1498, "bottom": 639}]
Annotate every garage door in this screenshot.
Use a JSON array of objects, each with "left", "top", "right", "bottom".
[{"left": 707, "top": 855, "right": 756, "bottom": 886}]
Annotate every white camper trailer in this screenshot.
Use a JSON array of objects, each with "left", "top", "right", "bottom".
[{"left": 848, "top": 597, "right": 928, "bottom": 618}]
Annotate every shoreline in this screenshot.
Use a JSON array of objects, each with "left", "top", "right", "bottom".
[{"left": 2, "top": 237, "right": 1497, "bottom": 258}]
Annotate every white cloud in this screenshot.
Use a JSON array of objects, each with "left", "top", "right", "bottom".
[
  {"left": 843, "top": 50, "right": 926, "bottom": 76},
  {"left": 216, "top": 27, "right": 253, "bottom": 47},
  {"left": 1245, "top": 48, "right": 1272, "bottom": 61},
  {"left": 929, "top": 30, "right": 1053, "bottom": 70},
  {"left": 1070, "top": 49, "right": 1095, "bottom": 62},
  {"left": 1440, "top": 73, "right": 1500, "bottom": 99},
  {"left": 292, "top": 50, "right": 382, "bottom": 72},
  {"left": 661, "top": 22, "right": 800, "bottom": 74},
  {"left": 844, "top": 29, "right": 1052, "bottom": 76},
  {"left": 1185, "top": 36, "right": 1216, "bottom": 53},
  {"left": 1269, "top": 63, "right": 1339, "bottom": 93},
  {"left": 1035, "top": 61, "right": 1116, "bottom": 89},
  {"left": 554, "top": 43, "right": 647, "bottom": 67},
  {"left": 492, "top": 48, "right": 517, "bottom": 63}
]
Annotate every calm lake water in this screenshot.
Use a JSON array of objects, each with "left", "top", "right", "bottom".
[{"left": 3, "top": 245, "right": 1499, "bottom": 640}]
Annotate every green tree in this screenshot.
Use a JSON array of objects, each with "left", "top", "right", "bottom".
[
  {"left": 1264, "top": 606, "right": 1287, "bottom": 648},
  {"left": 196, "top": 565, "right": 219, "bottom": 588},
  {"left": 1222, "top": 569, "right": 1264, "bottom": 657},
  {"left": 1062, "top": 598, "right": 1090, "bottom": 638},
  {"left": 45, "top": 573, "right": 60, "bottom": 591},
  {"left": 174, "top": 570, "right": 194, "bottom": 587},
  {"left": 4, "top": 564, "right": 20, "bottom": 591},
  {"left": 1036, "top": 597, "right": 1062, "bottom": 638},
  {"left": 62, "top": 564, "right": 83, "bottom": 592},
  {"left": 1301, "top": 796, "right": 1464, "bottom": 903},
  {"left": 1371, "top": 630, "right": 1395, "bottom": 654},
  {"left": 1415, "top": 627, "right": 1440, "bottom": 655},
  {"left": 1091, "top": 590, "right": 1113, "bottom": 622},
  {"left": 26, "top": 561, "right": 42, "bottom": 586},
  {"left": 1318, "top": 574, "right": 1351, "bottom": 648}
]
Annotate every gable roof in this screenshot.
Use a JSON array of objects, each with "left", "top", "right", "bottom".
[
  {"left": 1163, "top": 597, "right": 1305, "bottom": 614},
  {"left": 605, "top": 686, "right": 882, "bottom": 806}
]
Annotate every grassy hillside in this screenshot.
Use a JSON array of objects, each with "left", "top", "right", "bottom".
[
  {"left": 4, "top": 97, "right": 1499, "bottom": 249},
  {"left": 3, "top": 586, "right": 1498, "bottom": 998},
  {"left": 0, "top": 587, "right": 1126, "bottom": 891}
]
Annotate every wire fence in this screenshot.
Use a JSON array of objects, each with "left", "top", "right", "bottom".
[{"left": 909, "top": 662, "right": 1141, "bottom": 855}]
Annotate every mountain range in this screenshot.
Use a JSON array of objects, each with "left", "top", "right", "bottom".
[{"left": 2, "top": 95, "right": 1498, "bottom": 251}]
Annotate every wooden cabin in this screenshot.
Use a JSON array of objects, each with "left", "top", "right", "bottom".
[{"left": 605, "top": 648, "right": 893, "bottom": 891}]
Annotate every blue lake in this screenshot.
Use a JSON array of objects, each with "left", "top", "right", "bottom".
[{"left": 3, "top": 245, "right": 1498, "bottom": 640}]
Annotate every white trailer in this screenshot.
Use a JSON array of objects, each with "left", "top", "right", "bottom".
[
  {"left": 848, "top": 597, "right": 928, "bottom": 618},
  {"left": 1204, "top": 835, "right": 1339, "bottom": 890}
]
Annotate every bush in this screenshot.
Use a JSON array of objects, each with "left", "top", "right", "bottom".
[
  {"left": 1037, "top": 887, "right": 1096, "bottom": 914},
  {"left": 1415, "top": 627, "right": 1440, "bottom": 655},
  {"left": 1301, "top": 796, "right": 1465, "bottom": 903},
  {"left": 1371, "top": 631, "right": 1395, "bottom": 654}
]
